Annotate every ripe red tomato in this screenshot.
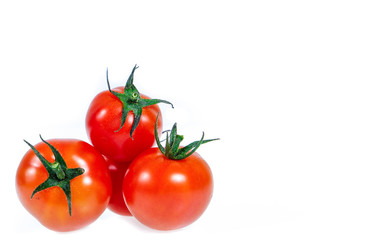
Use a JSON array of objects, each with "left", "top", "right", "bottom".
[
  {"left": 122, "top": 119, "right": 217, "bottom": 230},
  {"left": 106, "top": 158, "right": 132, "bottom": 216},
  {"left": 16, "top": 137, "right": 112, "bottom": 232},
  {"left": 85, "top": 66, "right": 172, "bottom": 163},
  {"left": 123, "top": 148, "right": 213, "bottom": 230}
]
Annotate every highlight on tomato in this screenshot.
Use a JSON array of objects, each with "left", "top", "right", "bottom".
[
  {"left": 15, "top": 135, "right": 112, "bottom": 232},
  {"left": 122, "top": 117, "right": 218, "bottom": 230},
  {"left": 85, "top": 65, "right": 173, "bottom": 163}
]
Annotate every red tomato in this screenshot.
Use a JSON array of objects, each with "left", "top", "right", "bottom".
[
  {"left": 16, "top": 137, "right": 112, "bottom": 232},
  {"left": 122, "top": 149, "right": 214, "bottom": 230},
  {"left": 106, "top": 158, "right": 132, "bottom": 216},
  {"left": 86, "top": 89, "right": 163, "bottom": 163},
  {"left": 85, "top": 66, "right": 172, "bottom": 163}
]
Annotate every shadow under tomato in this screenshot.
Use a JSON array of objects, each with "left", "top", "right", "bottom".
[{"left": 121, "top": 215, "right": 187, "bottom": 233}]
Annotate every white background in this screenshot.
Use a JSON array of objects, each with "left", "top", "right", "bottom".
[{"left": 1, "top": 0, "right": 383, "bottom": 239}]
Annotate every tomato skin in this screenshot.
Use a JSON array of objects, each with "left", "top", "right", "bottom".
[
  {"left": 15, "top": 139, "right": 112, "bottom": 232},
  {"left": 85, "top": 87, "right": 163, "bottom": 163},
  {"left": 122, "top": 148, "right": 213, "bottom": 230},
  {"left": 106, "top": 158, "right": 132, "bottom": 216}
]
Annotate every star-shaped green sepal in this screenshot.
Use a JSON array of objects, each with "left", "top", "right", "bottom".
[
  {"left": 106, "top": 65, "right": 174, "bottom": 138},
  {"left": 154, "top": 115, "right": 219, "bottom": 160},
  {"left": 24, "top": 135, "right": 85, "bottom": 216}
]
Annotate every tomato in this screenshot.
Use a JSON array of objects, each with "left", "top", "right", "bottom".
[
  {"left": 106, "top": 158, "right": 132, "bottom": 216},
  {"left": 85, "top": 65, "right": 173, "bottom": 163},
  {"left": 16, "top": 136, "right": 112, "bottom": 232},
  {"left": 123, "top": 148, "right": 213, "bottom": 230},
  {"left": 122, "top": 119, "right": 217, "bottom": 230}
]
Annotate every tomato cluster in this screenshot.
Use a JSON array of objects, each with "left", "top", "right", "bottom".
[{"left": 16, "top": 65, "right": 217, "bottom": 232}]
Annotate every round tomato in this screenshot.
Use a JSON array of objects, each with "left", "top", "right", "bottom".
[
  {"left": 123, "top": 148, "right": 213, "bottom": 230},
  {"left": 122, "top": 119, "right": 217, "bottom": 230},
  {"left": 16, "top": 136, "right": 112, "bottom": 232},
  {"left": 106, "top": 158, "right": 132, "bottom": 216},
  {"left": 85, "top": 65, "right": 173, "bottom": 163}
]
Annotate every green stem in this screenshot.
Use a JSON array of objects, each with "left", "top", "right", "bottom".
[
  {"left": 106, "top": 65, "right": 174, "bottom": 138},
  {"left": 154, "top": 115, "right": 219, "bottom": 160},
  {"left": 25, "top": 136, "right": 85, "bottom": 216},
  {"left": 51, "top": 162, "right": 66, "bottom": 180}
]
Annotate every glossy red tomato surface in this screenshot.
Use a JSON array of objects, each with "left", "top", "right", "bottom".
[
  {"left": 106, "top": 158, "right": 132, "bottom": 216},
  {"left": 16, "top": 139, "right": 112, "bottom": 232},
  {"left": 86, "top": 87, "right": 163, "bottom": 163},
  {"left": 122, "top": 148, "right": 213, "bottom": 230}
]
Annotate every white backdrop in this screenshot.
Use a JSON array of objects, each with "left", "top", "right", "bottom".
[{"left": 1, "top": 0, "right": 383, "bottom": 239}]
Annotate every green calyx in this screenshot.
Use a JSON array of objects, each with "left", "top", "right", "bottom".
[
  {"left": 154, "top": 115, "right": 219, "bottom": 160},
  {"left": 24, "top": 135, "right": 85, "bottom": 216},
  {"left": 107, "top": 65, "right": 174, "bottom": 138}
]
